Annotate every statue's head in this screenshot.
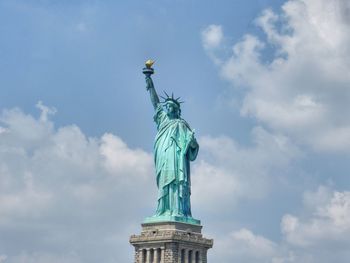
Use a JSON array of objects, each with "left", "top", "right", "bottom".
[
  {"left": 161, "top": 92, "right": 183, "bottom": 119},
  {"left": 165, "top": 100, "right": 181, "bottom": 118}
]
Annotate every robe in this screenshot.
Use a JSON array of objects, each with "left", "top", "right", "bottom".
[{"left": 153, "top": 104, "right": 199, "bottom": 217}]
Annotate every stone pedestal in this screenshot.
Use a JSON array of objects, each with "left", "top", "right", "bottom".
[{"left": 130, "top": 221, "right": 213, "bottom": 263}]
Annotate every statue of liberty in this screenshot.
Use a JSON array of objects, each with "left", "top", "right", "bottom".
[{"left": 143, "top": 60, "right": 200, "bottom": 225}]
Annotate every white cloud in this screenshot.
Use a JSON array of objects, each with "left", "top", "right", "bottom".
[
  {"left": 321, "top": 191, "right": 350, "bottom": 228},
  {"left": 100, "top": 133, "right": 152, "bottom": 179},
  {"left": 232, "top": 228, "right": 277, "bottom": 256},
  {"left": 9, "top": 252, "right": 82, "bottom": 263},
  {"left": 192, "top": 126, "right": 300, "bottom": 213},
  {"left": 212, "top": 186, "right": 350, "bottom": 263},
  {"left": 36, "top": 100, "right": 57, "bottom": 123},
  {"left": 0, "top": 172, "right": 52, "bottom": 222},
  {"left": 0, "top": 104, "right": 154, "bottom": 262},
  {"left": 213, "top": 228, "right": 282, "bottom": 263},
  {"left": 279, "top": 186, "right": 350, "bottom": 262},
  {"left": 282, "top": 187, "right": 350, "bottom": 247},
  {"left": 0, "top": 126, "right": 8, "bottom": 134},
  {"left": 201, "top": 24, "right": 223, "bottom": 49},
  {"left": 201, "top": 24, "right": 225, "bottom": 64},
  {"left": 203, "top": 0, "right": 350, "bottom": 152}
]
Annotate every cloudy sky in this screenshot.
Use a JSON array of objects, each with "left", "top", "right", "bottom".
[{"left": 0, "top": 0, "right": 350, "bottom": 262}]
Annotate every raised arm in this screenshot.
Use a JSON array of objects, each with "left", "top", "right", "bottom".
[{"left": 145, "top": 75, "right": 160, "bottom": 110}]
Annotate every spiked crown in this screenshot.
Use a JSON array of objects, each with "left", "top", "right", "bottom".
[{"left": 160, "top": 91, "right": 184, "bottom": 108}]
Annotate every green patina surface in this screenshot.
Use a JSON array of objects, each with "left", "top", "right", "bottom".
[
  {"left": 143, "top": 64, "right": 200, "bottom": 225},
  {"left": 144, "top": 215, "right": 200, "bottom": 225}
]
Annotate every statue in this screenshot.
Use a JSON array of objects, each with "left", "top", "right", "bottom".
[{"left": 143, "top": 60, "right": 200, "bottom": 225}]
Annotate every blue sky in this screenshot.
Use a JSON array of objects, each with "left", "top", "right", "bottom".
[
  {"left": 1, "top": 0, "right": 350, "bottom": 262},
  {"left": 0, "top": 0, "right": 285, "bottom": 148}
]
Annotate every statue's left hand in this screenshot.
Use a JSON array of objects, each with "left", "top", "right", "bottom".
[{"left": 189, "top": 130, "right": 198, "bottom": 148}]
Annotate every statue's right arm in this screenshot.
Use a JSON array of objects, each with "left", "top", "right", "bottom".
[{"left": 145, "top": 76, "right": 160, "bottom": 110}]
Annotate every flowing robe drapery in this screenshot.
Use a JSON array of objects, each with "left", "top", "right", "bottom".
[{"left": 153, "top": 104, "right": 199, "bottom": 217}]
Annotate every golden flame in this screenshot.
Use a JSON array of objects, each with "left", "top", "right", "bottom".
[{"left": 145, "top": 59, "right": 155, "bottom": 68}]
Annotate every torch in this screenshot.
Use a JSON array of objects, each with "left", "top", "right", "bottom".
[{"left": 142, "top": 59, "right": 155, "bottom": 77}]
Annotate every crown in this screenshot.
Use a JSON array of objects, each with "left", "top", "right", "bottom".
[{"left": 160, "top": 91, "right": 184, "bottom": 108}]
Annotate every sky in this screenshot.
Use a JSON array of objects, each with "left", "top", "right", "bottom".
[{"left": 0, "top": 0, "right": 350, "bottom": 262}]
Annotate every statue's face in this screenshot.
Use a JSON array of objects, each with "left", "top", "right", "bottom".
[{"left": 166, "top": 102, "right": 180, "bottom": 118}]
